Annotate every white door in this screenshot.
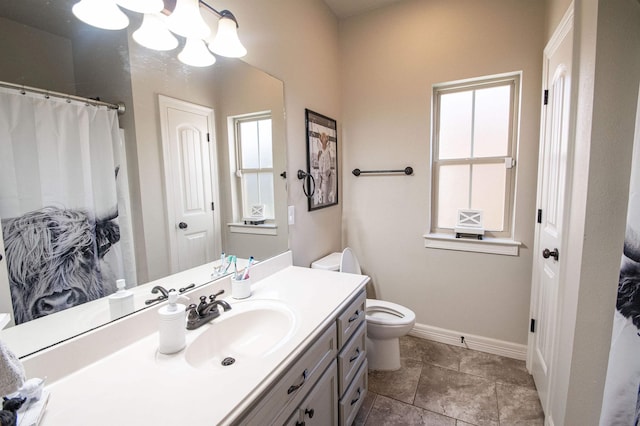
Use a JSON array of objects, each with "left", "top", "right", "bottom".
[
  {"left": 159, "top": 96, "right": 221, "bottom": 273},
  {"left": 528, "top": 5, "right": 574, "bottom": 415}
]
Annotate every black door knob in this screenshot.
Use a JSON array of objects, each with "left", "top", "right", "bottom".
[
  {"left": 178, "top": 222, "right": 188, "bottom": 229},
  {"left": 542, "top": 248, "right": 559, "bottom": 261}
]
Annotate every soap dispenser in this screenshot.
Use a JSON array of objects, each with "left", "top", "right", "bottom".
[
  {"left": 108, "top": 279, "right": 134, "bottom": 320},
  {"left": 158, "top": 290, "right": 188, "bottom": 354}
]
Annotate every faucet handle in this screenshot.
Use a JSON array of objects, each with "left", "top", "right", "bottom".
[{"left": 209, "top": 289, "right": 225, "bottom": 301}]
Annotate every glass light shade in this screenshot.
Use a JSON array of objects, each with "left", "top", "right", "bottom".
[
  {"left": 178, "top": 38, "right": 216, "bottom": 67},
  {"left": 167, "top": 0, "right": 211, "bottom": 39},
  {"left": 133, "top": 14, "right": 178, "bottom": 51},
  {"left": 208, "top": 16, "right": 247, "bottom": 58},
  {"left": 72, "top": 0, "right": 129, "bottom": 30},
  {"left": 115, "top": 0, "right": 163, "bottom": 14}
]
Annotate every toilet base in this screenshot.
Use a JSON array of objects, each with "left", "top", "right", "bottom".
[{"left": 366, "top": 336, "right": 401, "bottom": 371}]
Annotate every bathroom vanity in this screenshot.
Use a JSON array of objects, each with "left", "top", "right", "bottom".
[{"left": 22, "top": 252, "right": 368, "bottom": 425}]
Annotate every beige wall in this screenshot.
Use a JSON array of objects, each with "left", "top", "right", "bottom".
[
  {"left": 212, "top": 0, "right": 343, "bottom": 268},
  {"left": 213, "top": 59, "right": 288, "bottom": 260},
  {"left": 0, "top": 17, "right": 75, "bottom": 94},
  {"left": 339, "top": 0, "right": 545, "bottom": 345}
]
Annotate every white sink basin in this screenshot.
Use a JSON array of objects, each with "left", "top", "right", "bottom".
[{"left": 185, "top": 299, "right": 297, "bottom": 370}]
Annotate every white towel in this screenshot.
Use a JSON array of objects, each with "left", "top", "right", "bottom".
[{"left": 0, "top": 338, "right": 26, "bottom": 397}]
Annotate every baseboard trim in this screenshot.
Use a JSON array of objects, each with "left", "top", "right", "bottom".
[{"left": 409, "top": 322, "right": 527, "bottom": 360}]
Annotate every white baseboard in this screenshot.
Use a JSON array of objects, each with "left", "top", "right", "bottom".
[{"left": 408, "top": 322, "right": 527, "bottom": 360}]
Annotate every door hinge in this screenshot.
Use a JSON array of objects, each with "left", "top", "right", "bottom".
[
  {"left": 543, "top": 90, "right": 549, "bottom": 106},
  {"left": 537, "top": 209, "right": 542, "bottom": 224},
  {"left": 211, "top": 202, "right": 215, "bottom": 211},
  {"left": 206, "top": 133, "right": 210, "bottom": 142},
  {"left": 530, "top": 318, "right": 536, "bottom": 333}
]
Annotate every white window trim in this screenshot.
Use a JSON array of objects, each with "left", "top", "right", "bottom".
[
  {"left": 423, "top": 232, "right": 521, "bottom": 256},
  {"left": 425, "top": 72, "right": 523, "bottom": 255},
  {"left": 228, "top": 222, "right": 277, "bottom": 236}
]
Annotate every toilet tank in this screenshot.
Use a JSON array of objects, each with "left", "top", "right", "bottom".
[{"left": 310, "top": 252, "right": 341, "bottom": 271}]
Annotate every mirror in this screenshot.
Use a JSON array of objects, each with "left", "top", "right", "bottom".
[{"left": 0, "top": 0, "right": 288, "bottom": 357}]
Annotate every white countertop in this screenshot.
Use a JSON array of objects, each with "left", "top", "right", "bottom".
[{"left": 39, "top": 266, "right": 367, "bottom": 425}]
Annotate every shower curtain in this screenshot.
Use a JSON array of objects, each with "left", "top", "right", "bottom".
[
  {"left": 0, "top": 88, "right": 135, "bottom": 325},
  {"left": 600, "top": 88, "right": 640, "bottom": 425}
]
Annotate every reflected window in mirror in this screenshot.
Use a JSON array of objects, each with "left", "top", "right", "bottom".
[{"left": 233, "top": 113, "right": 275, "bottom": 222}]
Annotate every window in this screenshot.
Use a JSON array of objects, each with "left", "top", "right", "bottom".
[
  {"left": 431, "top": 73, "right": 520, "bottom": 239},
  {"left": 234, "top": 114, "right": 274, "bottom": 220}
]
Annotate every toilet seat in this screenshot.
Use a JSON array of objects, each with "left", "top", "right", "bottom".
[{"left": 366, "top": 299, "right": 416, "bottom": 326}]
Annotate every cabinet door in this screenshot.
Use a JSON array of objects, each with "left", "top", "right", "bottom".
[{"left": 293, "top": 361, "right": 338, "bottom": 426}]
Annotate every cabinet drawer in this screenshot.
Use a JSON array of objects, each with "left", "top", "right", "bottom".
[
  {"left": 339, "top": 359, "right": 367, "bottom": 426},
  {"left": 337, "top": 322, "right": 366, "bottom": 397},
  {"left": 336, "top": 291, "right": 366, "bottom": 348},
  {"left": 241, "top": 323, "right": 337, "bottom": 425}
]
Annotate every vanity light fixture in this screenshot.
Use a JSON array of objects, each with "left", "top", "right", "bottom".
[
  {"left": 207, "top": 10, "right": 247, "bottom": 58},
  {"left": 178, "top": 38, "right": 217, "bottom": 67},
  {"left": 72, "top": 0, "right": 129, "bottom": 30},
  {"left": 132, "top": 13, "right": 179, "bottom": 51},
  {"left": 115, "top": 0, "right": 164, "bottom": 14},
  {"left": 71, "top": 0, "right": 248, "bottom": 67}
]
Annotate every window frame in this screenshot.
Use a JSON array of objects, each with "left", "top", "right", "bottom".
[
  {"left": 430, "top": 72, "right": 521, "bottom": 240},
  {"left": 233, "top": 112, "right": 275, "bottom": 221}
]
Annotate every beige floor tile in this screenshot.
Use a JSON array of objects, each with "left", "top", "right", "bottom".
[
  {"left": 365, "top": 395, "right": 456, "bottom": 426},
  {"left": 414, "top": 364, "right": 499, "bottom": 426},
  {"left": 459, "top": 349, "right": 535, "bottom": 388},
  {"left": 368, "top": 357, "right": 422, "bottom": 404},
  {"left": 496, "top": 382, "right": 544, "bottom": 425}
]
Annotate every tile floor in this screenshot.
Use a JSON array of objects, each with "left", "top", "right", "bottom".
[{"left": 354, "top": 336, "right": 544, "bottom": 426}]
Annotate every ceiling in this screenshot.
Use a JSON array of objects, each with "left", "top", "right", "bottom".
[{"left": 323, "top": 0, "right": 404, "bottom": 19}]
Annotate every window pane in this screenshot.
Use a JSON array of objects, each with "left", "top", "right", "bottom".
[
  {"left": 473, "top": 85, "right": 511, "bottom": 158},
  {"left": 437, "top": 164, "right": 470, "bottom": 229},
  {"left": 258, "top": 119, "right": 273, "bottom": 168},
  {"left": 470, "top": 163, "right": 505, "bottom": 231},
  {"left": 240, "top": 121, "right": 259, "bottom": 169},
  {"left": 438, "top": 91, "right": 472, "bottom": 160},
  {"left": 241, "top": 172, "right": 259, "bottom": 217},
  {"left": 259, "top": 172, "right": 275, "bottom": 218}
]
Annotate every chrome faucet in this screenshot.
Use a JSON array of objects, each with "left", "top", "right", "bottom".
[{"left": 186, "top": 290, "right": 232, "bottom": 330}]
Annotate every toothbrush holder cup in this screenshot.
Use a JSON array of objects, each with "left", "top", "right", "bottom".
[{"left": 231, "top": 276, "right": 251, "bottom": 299}]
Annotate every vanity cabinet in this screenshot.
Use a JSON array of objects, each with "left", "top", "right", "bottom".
[{"left": 236, "top": 289, "right": 367, "bottom": 426}]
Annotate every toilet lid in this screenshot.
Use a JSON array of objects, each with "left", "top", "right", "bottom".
[
  {"left": 340, "top": 248, "right": 361, "bottom": 274},
  {"left": 366, "top": 299, "right": 416, "bottom": 326}
]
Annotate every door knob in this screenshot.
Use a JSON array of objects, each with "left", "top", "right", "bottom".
[
  {"left": 178, "top": 222, "right": 188, "bottom": 229},
  {"left": 542, "top": 248, "right": 559, "bottom": 261}
]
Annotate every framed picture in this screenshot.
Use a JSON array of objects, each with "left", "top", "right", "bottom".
[{"left": 305, "top": 109, "right": 338, "bottom": 211}]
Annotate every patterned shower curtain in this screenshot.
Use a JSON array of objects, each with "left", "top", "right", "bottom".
[
  {"left": 600, "top": 88, "right": 640, "bottom": 425},
  {"left": 0, "top": 87, "right": 135, "bottom": 325}
]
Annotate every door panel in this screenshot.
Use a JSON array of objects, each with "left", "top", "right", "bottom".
[
  {"left": 529, "top": 6, "right": 573, "bottom": 415},
  {"left": 160, "top": 96, "right": 220, "bottom": 273}
]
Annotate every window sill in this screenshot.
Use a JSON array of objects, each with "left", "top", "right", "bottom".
[
  {"left": 423, "top": 233, "right": 521, "bottom": 256},
  {"left": 228, "top": 223, "right": 277, "bottom": 236}
]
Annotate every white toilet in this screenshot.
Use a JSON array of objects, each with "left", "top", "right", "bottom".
[{"left": 311, "top": 248, "right": 416, "bottom": 371}]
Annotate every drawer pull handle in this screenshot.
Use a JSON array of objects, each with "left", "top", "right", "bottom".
[
  {"left": 349, "top": 348, "right": 361, "bottom": 363},
  {"left": 348, "top": 310, "right": 361, "bottom": 323},
  {"left": 305, "top": 408, "right": 315, "bottom": 419},
  {"left": 287, "top": 369, "right": 308, "bottom": 394},
  {"left": 295, "top": 422, "right": 305, "bottom": 426},
  {"left": 350, "top": 388, "right": 362, "bottom": 406}
]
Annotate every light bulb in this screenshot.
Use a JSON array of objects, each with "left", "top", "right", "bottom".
[
  {"left": 115, "top": 0, "right": 163, "bottom": 14},
  {"left": 207, "top": 14, "right": 247, "bottom": 58},
  {"left": 167, "top": 0, "right": 211, "bottom": 39},
  {"left": 72, "top": 0, "right": 129, "bottom": 30},
  {"left": 178, "top": 38, "right": 216, "bottom": 67},
  {"left": 133, "top": 13, "right": 178, "bottom": 51}
]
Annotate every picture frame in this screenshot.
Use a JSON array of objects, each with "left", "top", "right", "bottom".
[{"left": 305, "top": 109, "right": 338, "bottom": 211}]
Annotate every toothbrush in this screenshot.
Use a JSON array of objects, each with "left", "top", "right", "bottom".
[
  {"left": 233, "top": 256, "right": 238, "bottom": 279},
  {"left": 242, "top": 256, "right": 254, "bottom": 280},
  {"left": 223, "top": 255, "right": 233, "bottom": 273}
]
